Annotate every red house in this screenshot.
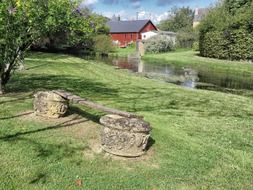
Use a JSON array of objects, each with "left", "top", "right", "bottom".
[{"left": 107, "top": 20, "right": 158, "bottom": 47}]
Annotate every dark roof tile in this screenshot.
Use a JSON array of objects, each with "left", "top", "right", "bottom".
[{"left": 107, "top": 20, "right": 154, "bottom": 33}]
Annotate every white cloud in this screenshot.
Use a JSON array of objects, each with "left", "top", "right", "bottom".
[
  {"left": 82, "top": 0, "right": 98, "bottom": 6},
  {"left": 152, "top": 12, "right": 169, "bottom": 23},
  {"left": 100, "top": 8, "right": 170, "bottom": 24},
  {"left": 103, "top": 10, "right": 128, "bottom": 20},
  {"left": 135, "top": 10, "right": 169, "bottom": 23}
]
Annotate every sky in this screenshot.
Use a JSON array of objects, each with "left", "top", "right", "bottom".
[{"left": 81, "top": 0, "right": 218, "bottom": 23}]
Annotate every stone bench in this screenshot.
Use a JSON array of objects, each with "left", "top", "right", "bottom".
[
  {"left": 33, "top": 91, "right": 152, "bottom": 157},
  {"left": 100, "top": 114, "right": 151, "bottom": 157}
]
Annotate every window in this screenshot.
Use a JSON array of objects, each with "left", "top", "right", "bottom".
[
  {"left": 125, "top": 34, "right": 127, "bottom": 39},
  {"left": 130, "top": 34, "right": 133, "bottom": 39}
]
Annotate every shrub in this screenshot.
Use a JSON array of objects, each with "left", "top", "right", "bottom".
[
  {"left": 176, "top": 31, "right": 197, "bottom": 48},
  {"left": 93, "top": 35, "right": 115, "bottom": 55},
  {"left": 144, "top": 35, "right": 175, "bottom": 54},
  {"left": 192, "top": 41, "right": 199, "bottom": 51},
  {"left": 199, "top": 1, "right": 253, "bottom": 61}
]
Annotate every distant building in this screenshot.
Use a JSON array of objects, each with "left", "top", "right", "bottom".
[
  {"left": 141, "top": 31, "right": 176, "bottom": 44},
  {"left": 193, "top": 8, "right": 209, "bottom": 28},
  {"left": 107, "top": 19, "right": 158, "bottom": 47}
]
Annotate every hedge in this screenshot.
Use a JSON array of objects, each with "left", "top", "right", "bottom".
[
  {"left": 199, "top": 1, "right": 253, "bottom": 61},
  {"left": 200, "top": 29, "right": 253, "bottom": 60}
]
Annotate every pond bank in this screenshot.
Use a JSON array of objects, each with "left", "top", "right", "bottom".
[{"left": 105, "top": 50, "right": 253, "bottom": 97}]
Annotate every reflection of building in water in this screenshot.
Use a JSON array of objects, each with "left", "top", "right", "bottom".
[
  {"left": 138, "top": 60, "right": 144, "bottom": 73},
  {"left": 112, "top": 57, "right": 199, "bottom": 89}
]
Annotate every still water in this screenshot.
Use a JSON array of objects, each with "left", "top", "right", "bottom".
[{"left": 97, "top": 56, "right": 253, "bottom": 96}]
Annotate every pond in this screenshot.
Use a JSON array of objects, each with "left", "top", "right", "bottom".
[{"left": 93, "top": 55, "right": 253, "bottom": 96}]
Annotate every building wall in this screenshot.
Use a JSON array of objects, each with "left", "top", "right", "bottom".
[
  {"left": 110, "top": 33, "right": 139, "bottom": 47},
  {"left": 141, "top": 31, "right": 158, "bottom": 40},
  {"left": 110, "top": 22, "right": 157, "bottom": 47},
  {"left": 140, "top": 22, "right": 157, "bottom": 33}
]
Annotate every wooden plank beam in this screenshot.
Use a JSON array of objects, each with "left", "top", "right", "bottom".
[{"left": 52, "top": 90, "right": 142, "bottom": 119}]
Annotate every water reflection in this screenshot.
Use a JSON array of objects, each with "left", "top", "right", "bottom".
[
  {"left": 98, "top": 56, "right": 253, "bottom": 95},
  {"left": 111, "top": 56, "right": 199, "bottom": 89}
]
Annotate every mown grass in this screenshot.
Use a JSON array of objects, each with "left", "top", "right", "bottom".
[
  {"left": 111, "top": 45, "right": 136, "bottom": 57},
  {"left": 0, "top": 52, "right": 253, "bottom": 190}
]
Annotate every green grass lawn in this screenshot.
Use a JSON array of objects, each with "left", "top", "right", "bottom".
[
  {"left": 111, "top": 45, "right": 136, "bottom": 57},
  {"left": 0, "top": 52, "right": 253, "bottom": 190}
]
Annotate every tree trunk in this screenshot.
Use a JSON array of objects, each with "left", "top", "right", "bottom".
[{"left": 0, "top": 78, "right": 4, "bottom": 95}]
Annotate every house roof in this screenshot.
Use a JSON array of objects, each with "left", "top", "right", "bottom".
[
  {"left": 107, "top": 20, "right": 156, "bottom": 33},
  {"left": 193, "top": 8, "right": 209, "bottom": 22}
]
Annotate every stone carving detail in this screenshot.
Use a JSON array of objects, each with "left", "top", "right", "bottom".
[
  {"left": 34, "top": 91, "right": 69, "bottom": 118},
  {"left": 100, "top": 114, "right": 152, "bottom": 157}
]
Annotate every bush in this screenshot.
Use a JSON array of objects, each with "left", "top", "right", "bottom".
[
  {"left": 199, "top": 1, "right": 253, "bottom": 61},
  {"left": 176, "top": 31, "right": 197, "bottom": 48},
  {"left": 192, "top": 41, "right": 199, "bottom": 51},
  {"left": 93, "top": 35, "right": 115, "bottom": 55},
  {"left": 144, "top": 35, "right": 175, "bottom": 54}
]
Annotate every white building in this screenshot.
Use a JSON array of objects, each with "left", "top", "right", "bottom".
[{"left": 141, "top": 30, "right": 177, "bottom": 44}]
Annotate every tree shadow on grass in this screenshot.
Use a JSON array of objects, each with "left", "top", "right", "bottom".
[
  {"left": 68, "top": 106, "right": 101, "bottom": 123},
  {"left": 0, "top": 93, "right": 34, "bottom": 105},
  {"left": 0, "top": 111, "right": 34, "bottom": 120},
  {"left": 0, "top": 115, "right": 89, "bottom": 141},
  {"left": 30, "top": 173, "right": 47, "bottom": 184},
  {"left": 146, "top": 137, "right": 156, "bottom": 151},
  {"left": 7, "top": 73, "right": 119, "bottom": 100}
]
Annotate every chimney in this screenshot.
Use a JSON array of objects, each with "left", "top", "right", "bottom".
[
  {"left": 195, "top": 8, "right": 199, "bottom": 16},
  {"left": 117, "top": 15, "right": 121, "bottom": 21}
]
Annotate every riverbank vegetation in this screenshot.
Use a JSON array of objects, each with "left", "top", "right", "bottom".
[{"left": 0, "top": 52, "right": 253, "bottom": 189}]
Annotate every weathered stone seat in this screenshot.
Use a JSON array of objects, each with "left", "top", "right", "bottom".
[
  {"left": 100, "top": 114, "right": 152, "bottom": 157},
  {"left": 33, "top": 90, "right": 153, "bottom": 157},
  {"left": 34, "top": 91, "right": 69, "bottom": 118}
]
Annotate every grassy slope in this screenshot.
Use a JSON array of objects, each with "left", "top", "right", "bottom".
[{"left": 0, "top": 52, "right": 253, "bottom": 190}]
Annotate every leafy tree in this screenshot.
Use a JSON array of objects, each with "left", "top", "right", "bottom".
[
  {"left": 93, "top": 35, "right": 114, "bottom": 56},
  {"left": 0, "top": 0, "right": 94, "bottom": 94},
  {"left": 158, "top": 7, "right": 197, "bottom": 48},
  {"left": 32, "top": 9, "right": 109, "bottom": 53},
  {"left": 224, "top": 0, "right": 251, "bottom": 14},
  {"left": 158, "top": 7, "right": 194, "bottom": 32}
]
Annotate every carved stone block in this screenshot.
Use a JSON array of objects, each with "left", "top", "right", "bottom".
[
  {"left": 100, "top": 114, "right": 152, "bottom": 157},
  {"left": 34, "top": 91, "right": 69, "bottom": 118}
]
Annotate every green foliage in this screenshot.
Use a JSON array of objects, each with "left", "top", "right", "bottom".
[
  {"left": 158, "top": 7, "right": 194, "bottom": 32},
  {"left": 192, "top": 41, "right": 199, "bottom": 51},
  {"left": 158, "top": 7, "right": 197, "bottom": 48},
  {"left": 0, "top": 0, "right": 94, "bottom": 93},
  {"left": 176, "top": 31, "right": 198, "bottom": 48},
  {"left": 93, "top": 35, "right": 115, "bottom": 55},
  {"left": 33, "top": 9, "right": 109, "bottom": 53},
  {"left": 199, "top": 0, "right": 253, "bottom": 60},
  {"left": 144, "top": 35, "right": 175, "bottom": 54},
  {"left": 225, "top": 0, "right": 251, "bottom": 14}
]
